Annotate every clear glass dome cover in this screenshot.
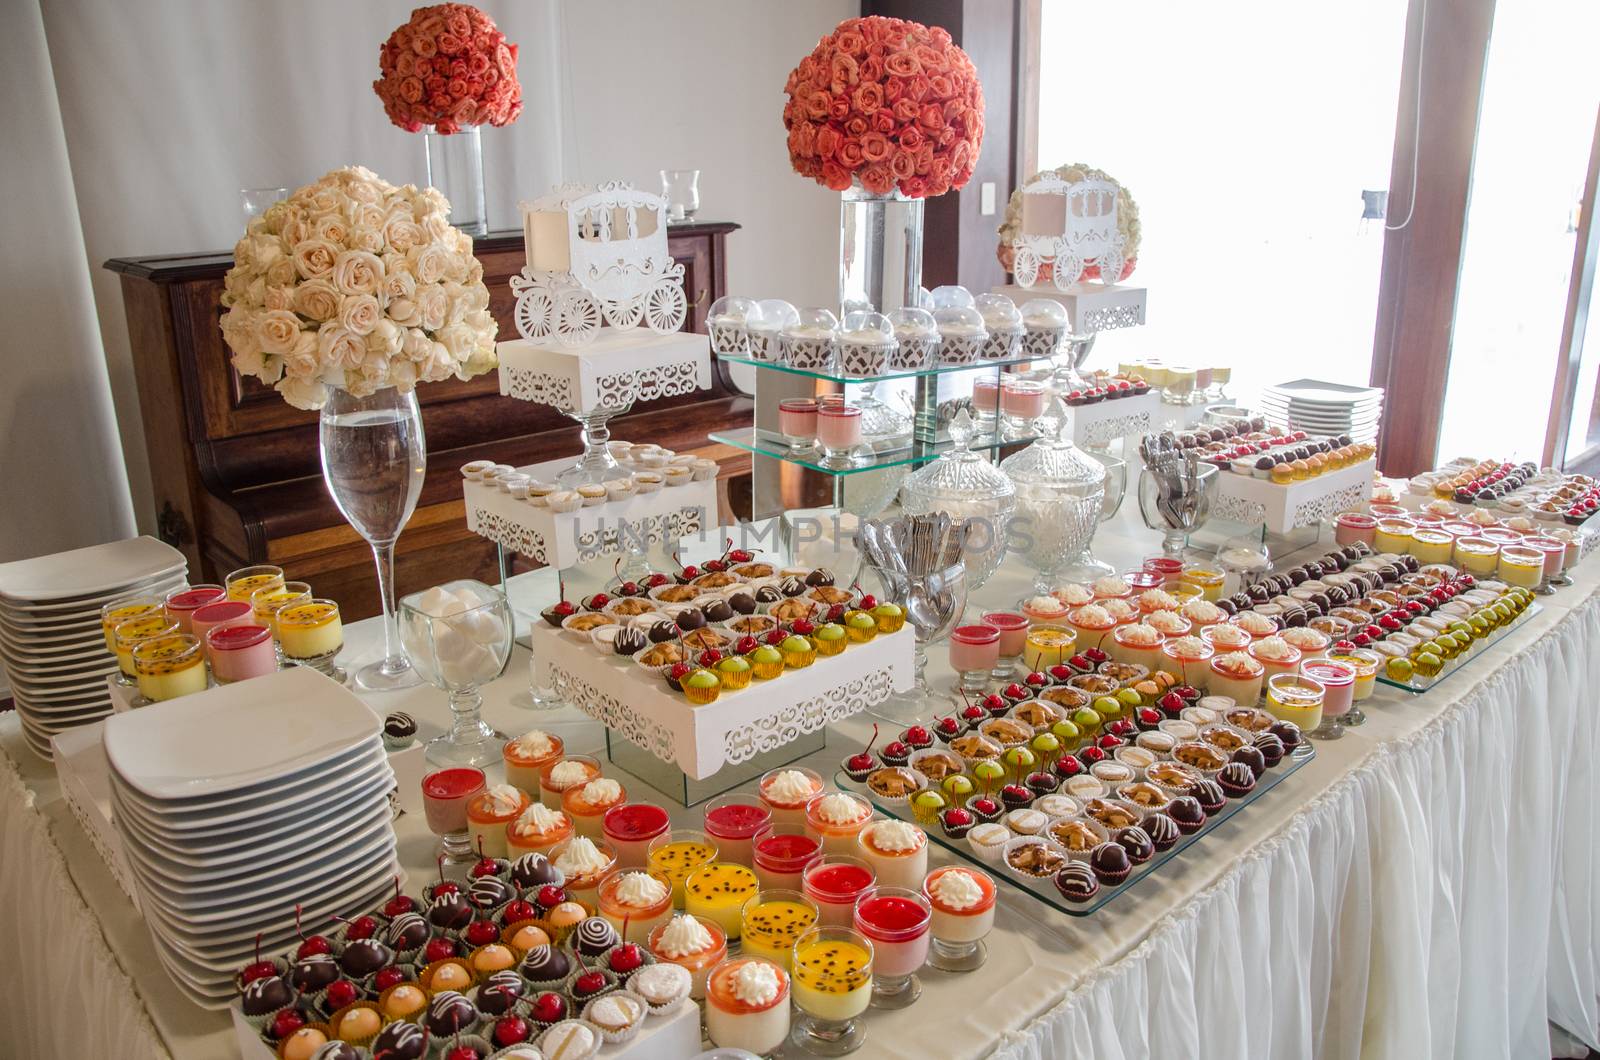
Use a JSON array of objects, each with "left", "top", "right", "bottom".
[
  {"left": 925, "top": 285, "right": 976, "bottom": 310},
  {"left": 933, "top": 305, "right": 986, "bottom": 338},
  {"left": 841, "top": 310, "right": 895, "bottom": 347},
  {"left": 898, "top": 408, "right": 1015, "bottom": 588},
  {"left": 784, "top": 306, "right": 840, "bottom": 340},
  {"left": 999, "top": 397, "right": 1109, "bottom": 590},
  {"left": 888, "top": 306, "right": 937, "bottom": 339},
  {"left": 975, "top": 293, "right": 1023, "bottom": 333},
  {"left": 708, "top": 295, "right": 755, "bottom": 326},
  {"left": 1020, "top": 298, "right": 1070, "bottom": 329},
  {"left": 746, "top": 298, "right": 799, "bottom": 335}
]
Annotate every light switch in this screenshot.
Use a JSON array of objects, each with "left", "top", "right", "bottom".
[{"left": 980, "top": 182, "right": 996, "bottom": 215}]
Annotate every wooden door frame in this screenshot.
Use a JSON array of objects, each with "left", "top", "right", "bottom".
[{"left": 1543, "top": 107, "right": 1600, "bottom": 473}]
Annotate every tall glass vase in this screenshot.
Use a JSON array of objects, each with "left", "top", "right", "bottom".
[
  {"left": 424, "top": 124, "right": 487, "bottom": 235},
  {"left": 319, "top": 387, "right": 426, "bottom": 691},
  {"left": 839, "top": 185, "right": 924, "bottom": 314}
]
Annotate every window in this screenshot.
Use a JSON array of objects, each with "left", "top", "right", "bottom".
[{"left": 1035, "top": 0, "right": 1409, "bottom": 407}]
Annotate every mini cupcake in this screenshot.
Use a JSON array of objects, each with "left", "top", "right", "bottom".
[
  {"left": 966, "top": 822, "right": 1012, "bottom": 865},
  {"left": 626, "top": 962, "right": 692, "bottom": 1014},
  {"left": 539, "top": 1020, "right": 603, "bottom": 1060},
  {"left": 583, "top": 991, "right": 646, "bottom": 1044}
]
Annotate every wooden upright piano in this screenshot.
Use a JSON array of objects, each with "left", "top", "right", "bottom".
[{"left": 105, "top": 222, "right": 750, "bottom": 619}]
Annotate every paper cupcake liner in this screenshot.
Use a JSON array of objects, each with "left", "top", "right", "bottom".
[
  {"left": 419, "top": 957, "right": 478, "bottom": 995},
  {"left": 581, "top": 992, "right": 647, "bottom": 1044},
  {"left": 374, "top": 982, "right": 430, "bottom": 1025},
  {"left": 500, "top": 918, "right": 556, "bottom": 955},
  {"left": 891, "top": 336, "right": 937, "bottom": 370},
  {"left": 234, "top": 958, "right": 291, "bottom": 998},
  {"left": 244, "top": 999, "right": 304, "bottom": 1036},
  {"left": 468, "top": 986, "right": 531, "bottom": 1025},
  {"left": 1086, "top": 841, "right": 1133, "bottom": 887},
  {"left": 327, "top": 1001, "right": 385, "bottom": 1049},
  {"left": 357, "top": 961, "right": 420, "bottom": 1000},
  {"left": 537, "top": 1019, "right": 604, "bottom": 1060},
  {"left": 1042, "top": 815, "right": 1110, "bottom": 863},
  {"left": 430, "top": 1031, "right": 493, "bottom": 1058},
  {"left": 938, "top": 333, "right": 985, "bottom": 365},
  {"left": 559, "top": 966, "right": 619, "bottom": 1007},
  {"left": 619, "top": 970, "right": 691, "bottom": 1016}
]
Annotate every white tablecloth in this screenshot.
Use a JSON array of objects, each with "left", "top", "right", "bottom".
[{"left": 5, "top": 538, "right": 1600, "bottom": 1059}]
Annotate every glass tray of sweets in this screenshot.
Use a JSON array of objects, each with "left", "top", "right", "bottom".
[
  {"left": 834, "top": 736, "right": 1314, "bottom": 918},
  {"left": 1373, "top": 597, "right": 1540, "bottom": 695}
]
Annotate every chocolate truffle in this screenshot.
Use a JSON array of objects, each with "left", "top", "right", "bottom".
[
  {"left": 1230, "top": 745, "right": 1267, "bottom": 778},
  {"left": 371, "top": 1022, "right": 426, "bottom": 1060},
  {"left": 425, "top": 990, "right": 478, "bottom": 1036},
  {"left": 242, "top": 975, "right": 293, "bottom": 1016},
  {"left": 613, "top": 627, "right": 647, "bottom": 656},
  {"left": 754, "top": 585, "right": 783, "bottom": 605},
  {"left": 510, "top": 852, "right": 564, "bottom": 890},
  {"left": 575, "top": 916, "right": 620, "bottom": 956},
  {"left": 645, "top": 619, "right": 678, "bottom": 644},
  {"left": 1269, "top": 720, "right": 1302, "bottom": 750},
  {"left": 520, "top": 944, "right": 572, "bottom": 984},
  {"left": 386, "top": 912, "right": 429, "bottom": 951},
  {"left": 1191, "top": 778, "right": 1227, "bottom": 814},
  {"left": 726, "top": 591, "right": 757, "bottom": 615},
  {"left": 476, "top": 970, "right": 524, "bottom": 1016},
  {"left": 778, "top": 576, "right": 806, "bottom": 597},
  {"left": 805, "top": 568, "right": 836, "bottom": 587},
  {"left": 1142, "top": 813, "right": 1181, "bottom": 852},
  {"left": 1090, "top": 842, "right": 1132, "bottom": 884},
  {"left": 469, "top": 875, "right": 513, "bottom": 910},
  {"left": 382, "top": 712, "right": 416, "bottom": 742},
  {"left": 338, "top": 939, "right": 393, "bottom": 977},
  {"left": 291, "top": 953, "right": 339, "bottom": 992},
  {"left": 428, "top": 893, "right": 473, "bottom": 931},
  {"left": 1114, "top": 826, "right": 1155, "bottom": 864},
  {"left": 1167, "top": 795, "right": 1206, "bottom": 833},
  {"left": 311, "top": 1044, "right": 361, "bottom": 1060},
  {"left": 1218, "top": 761, "right": 1257, "bottom": 798},
  {"left": 702, "top": 599, "right": 734, "bottom": 623},
  {"left": 1054, "top": 862, "right": 1100, "bottom": 903},
  {"left": 674, "top": 607, "right": 706, "bottom": 632},
  {"left": 1253, "top": 732, "right": 1286, "bottom": 767}
]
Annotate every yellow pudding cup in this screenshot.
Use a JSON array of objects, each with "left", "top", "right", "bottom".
[
  {"left": 739, "top": 889, "right": 819, "bottom": 971},
  {"left": 684, "top": 863, "right": 760, "bottom": 940},
  {"left": 101, "top": 597, "right": 163, "bottom": 653},
  {"left": 1497, "top": 545, "right": 1544, "bottom": 590},
  {"left": 792, "top": 926, "right": 874, "bottom": 1025},
  {"left": 1023, "top": 624, "right": 1078, "bottom": 670},
  {"left": 1264, "top": 672, "right": 1324, "bottom": 733},
  {"left": 648, "top": 831, "right": 720, "bottom": 908},
  {"left": 114, "top": 614, "right": 180, "bottom": 679},
  {"left": 225, "top": 564, "right": 284, "bottom": 602},
  {"left": 251, "top": 581, "right": 311, "bottom": 636},
  {"left": 1372, "top": 518, "right": 1414, "bottom": 555},
  {"left": 276, "top": 599, "right": 344, "bottom": 662},
  {"left": 132, "top": 633, "right": 208, "bottom": 702},
  {"left": 1329, "top": 649, "right": 1380, "bottom": 701},
  {"left": 1179, "top": 566, "right": 1225, "bottom": 602},
  {"left": 1453, "top": 536, "right": 1500, "bottom": 575},
  {"left": 1408, "top": 529, "right": 1454, "bottom": 566}
]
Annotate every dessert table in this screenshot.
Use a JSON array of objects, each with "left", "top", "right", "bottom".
[{"left": 5, "top": 513, "right": 1600, "bottom": 1059}]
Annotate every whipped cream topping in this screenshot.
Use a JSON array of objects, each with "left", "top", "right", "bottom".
[
  {"left": 866, "top": 819, "right": 923, "bottom": 853},
  {"left": 1506, "top": 515, "right": 1535, "bottom": 530},
  {"left": 1467, "top": 508, "right": 1499, "bottom": 525},
  {"left": 1145, "top": 610, "right": 1188, "bottom": 635},
  {"left": 547, "top": 760, "right": 591, "bottom": 787},
  {"left": 656, "top": 914, "right": 715, "bottom": 958},
  {"left": 480, "top": 784, "right": 524, "bottom": 817},
  {"left": 1054, "top": 583, "right": 1095, "bottom": 606},
  {"left": 1206, "top": 624, "right": 1252, "bottom": 649},
  {"left": 893, "top": 320, "right": 937, "bottom": 339},
  {"left": 512, "top": 803, "right": 567, "bottom": 835},
  {"left": 815, "top": 792, "right": 868, "bottom": 825},
  {"left": 511, "top": 729, "right": 556, "bottom": 758},
  {"left": 1024, "top": 595, "right": 1067, "bottom": 615},
  {"left": 554, "top": 836, "right": 609, "bottom": 876},
  {"left": 1180, "top": 598, "right": 1225, "bottom": 623},
  {"left": 932, "top": 869, "right": 985, "bottom": 910},
  {"left": 1070, "top": 604, "right": 1114, "bottom": 628},
  {"left": 1101, "top": 598, "right": 1137, "bottom": 621},
  {"left": 1116, "top": 623, "right": 1161, "bottom": 648},
  {"left": 1279, "top": 627, "right": 1329, "bottom": 651},
  {"left": 1138, "top": 589, "right": 1180, "bottom": 611},
  {"left": 614, "top": 871, "right": 669, "bottom": 907},
  {"left": 1233, "top": 611, "right": 1277, "bottom": 635},
  {"left": 579, "top": 778, "right": 623, "bottom": 804},
  {"left": 1213, "top": 650, "right": 1263, "bottom": 676},
  {"left": 731, "top": 961, "right": 782, "bottom": 1006},
  {"left": 1092, "top": 576, "right": 1130, "bottom": 596},
  {"left": 764, "top": 769, "right": 819, "bottom": 805},
  {"left": 1250, "top": 635, "right": 1296, "bottom": 662},
  {"left": 1167, "top": 635, "right": 1208, "bottom": 658}
]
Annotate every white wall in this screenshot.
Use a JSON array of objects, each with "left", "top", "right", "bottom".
[{"left": 26, "top": 0, "right": 849, "bottom": 542}]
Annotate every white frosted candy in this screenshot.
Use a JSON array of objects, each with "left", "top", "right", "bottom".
[
  {"left": 450, "top": 606, "right": 505, "bottom": 645},
  {"left": 417, "top": 585, "right": 456, "bottom": 617},
  {"left": 438, "top": 638, "right": 494, "bottom": 685}
]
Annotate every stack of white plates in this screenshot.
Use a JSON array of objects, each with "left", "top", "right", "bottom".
[
  {"left": 0, "top": 536, "right": 187, "bottom": 759},
  {"left": 1260, "top": 379, "right": 1384, "bottom": 443},
  {"left": 103, "top": 667, "right": 398, "bottom": 1007}
]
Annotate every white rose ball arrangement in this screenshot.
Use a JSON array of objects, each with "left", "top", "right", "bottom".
[{"left": 220, "top": 166, "right": 498, "bottom": 410}]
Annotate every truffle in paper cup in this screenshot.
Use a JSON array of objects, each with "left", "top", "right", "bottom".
[
  {"left": 538, "top": 1020, "right": 603, "bottom": 1060},
  {"left": 326, "top": 1000, "right": 384, "bottom": 1048},
  {"left": 622, "top": 963, "right": 692, "bottom": 1015},
  {"left": 273, "top": 1022, "right": 334, "bottom": 1059},
  {"left": 581, "top": 991, "right": 646, "bottom": 1044}
]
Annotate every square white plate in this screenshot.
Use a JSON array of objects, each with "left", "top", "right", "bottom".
[
  {"left": 0, "top": 536, "right": 185, "bottom": 601},
  {"left": 104, "top": 667, "right": 379, "bottom": 799},
  {"left": 113, "top": 738, "right": 385, "bottom": 817}
]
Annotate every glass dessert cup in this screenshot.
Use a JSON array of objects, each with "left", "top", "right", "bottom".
[
  {"left": 597, "top": 868, "right": 676, "bottom": 946},
  {"left": 1301, "top": 659, "right": 1355, "bottom": 740},
  {"left": 804, "top": 793, "right": 875, "bottom": 859},
  {"left": 853, "top": 885, "right": 931, "bottom": 1010},
  {"left": 503, "top": 730, "right": 566, "bottom": 794},
  {"left": 855, "top": 820, "right": 929, "bottom": 892},
  {"left": 204, "top": 623, "right": 278, "bottom": 684},
  {"left": 162, "top": 584, "right": 224, "bottom": 634},
  {"left": 421, "top": 766, "right": 488, "bottom": 866},
  {"left": 562, "top": 776, "right": 628, "bottom": 840},
  {"left": 739, "top": 887, "right": 820, "bottom": 971},
  {"left": 113, "top": 613, "right": 180, "bottom": 687},
  {"left": 1265, "top": 672, "right": 1326, "bottom": 736},
  {"left": 779, "top": 398, "right": 821, "bottom": 452},
  {"left": 277, "top": 598, "right": 347, "bottom": 685},
  {"left": 752, "top": 823, "right": 824, "bottom": 892},
  {"left": 684, "top": 862, "right": 760, "bottom": 943},
  {"left": 1329, "top": 649, "right": 1379, "bottom": 728},
  {"left": 648, "top": 829, "right": 720, "bottom": 909},
  {"left": 816, "top": 404, "right": 871, "bottom": 469},
  {"left": 789, "top": 926, "right": 874, "bottom": 1056},
  {"left": 949, "top": 624, "right": 1001, "bottom": 695},
  {"left": 704, "top": 794, "right": 774, "bottom": 867},
  {"left": 758, "top": 767, "right": 825, "bottom": 830},
  {"left": 706, "top": 957, "right": 792, "bottom": 1056},
  {"left": 132, "top": 633, "right": 208, "bottom": 704},
  {"left": 539, "top": 753, "right": 601, "bottom": 809},
  {"left": 980, "top": 611, "right": 1030, "bottom": 679},
  {"left": 399, "top": 581, "right": 512, "bottom": 767},
  {"left": 603, "top": 802, "right": 671, "bottom": 869},
  {"left": 803, "top": 855, "right": 877, "bottom": 930},
  {"left": 649, "top": 914, "right": 728, "bottom": 1000},
  {"left": 922, "top": 866, "right": 996, "bottom": 972},
  {"left": 224, "top": 563, "right": 285, "bottom": 603},
  {"left": 101, "top": 595, "right": 163, "bottom": 655}
]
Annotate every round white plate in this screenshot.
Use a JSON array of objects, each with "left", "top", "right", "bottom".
[{"left": 104, "top": 667, "right": 379, "bottom": 799}]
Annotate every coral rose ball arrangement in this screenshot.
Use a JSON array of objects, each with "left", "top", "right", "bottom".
[
  {"left": 219, "top": 166, "right": 499, "bottom": 410},
  {"left": 373, "top": 3, "right": 523, "bottom": 134},
  {"left": 782, "top": 15, "right": 984, "bottom": 198}
]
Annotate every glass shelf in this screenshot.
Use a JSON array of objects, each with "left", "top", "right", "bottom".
[
  {"left": 835, "top": 740, "right": 1315, "bottom": 917},
  {"left": 714, "top": 350, "right": 1044, "bottom": 385},
  {"left": 1375, "top": 602, "right": 1541, "bottom": 694},
  {"left": 708, "top": 426, "right": 1038, "bottom": 477}
]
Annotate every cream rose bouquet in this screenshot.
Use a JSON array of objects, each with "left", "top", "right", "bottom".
[{"left": 219, "top": 165, "right": 497, "bottom": 410}]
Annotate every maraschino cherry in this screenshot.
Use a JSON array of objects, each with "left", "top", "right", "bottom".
[
  {"left": 845, "top": 725, "right": 879, "bottom": 775},
  {"left": 293, "top": 905, "right": 331, "bottom": 960},
  {"left": 239, "top": 932, "right": 277, "bottom": 986}
]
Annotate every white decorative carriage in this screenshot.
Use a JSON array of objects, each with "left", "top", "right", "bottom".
[
  {"left": 1010, "top": 175, "right": 1127, "bottom": 291},
  {"left": 512, "top": 181, "right": 688, "bottom": 347}
]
